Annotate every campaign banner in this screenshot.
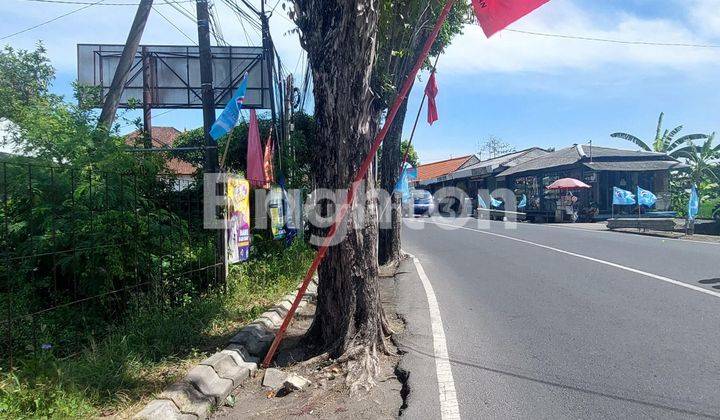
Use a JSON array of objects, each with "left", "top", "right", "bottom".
[
  {"left": 269, "top": 186, "right": 286, "bottom": 240},
  {"left": 227, "top": 176, "right": 251, "bottom": 263}
]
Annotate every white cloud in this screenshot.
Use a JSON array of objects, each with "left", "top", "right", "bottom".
[
  {"left": 688, "top": 0, "right": 720, "bottom": 37},
  {"left": 440, "top": 0, "right": 720, "bottom": 75}
]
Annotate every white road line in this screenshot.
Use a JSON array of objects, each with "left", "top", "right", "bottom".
[
  {"left": 409, "top": 253, "right": 461, "bottom": 420},
  {"left": 409, "top": 219, "right": 720, "bottom": 300},
  {"left": 525, "top": 221, "right": 720, "bottom": 246}
]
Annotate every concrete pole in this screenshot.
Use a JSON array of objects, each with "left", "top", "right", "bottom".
[
  {"left": 142, "top": 46, "right": 153, "bottom": 148},
  {"left": 196, "top": 0, "right": 226, "bottom": 285},
  {"left": 196, "top": 0, "right": 217, "bottom": 172},
  {"left": 98, "top": 0, "right": 154, "bottom": 129}
]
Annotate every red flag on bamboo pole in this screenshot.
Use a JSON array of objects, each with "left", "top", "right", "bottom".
[
  {"left": 262, "top": 129, "right": 275, "bottom": 189},
  {"left": 472, "top": 0, "right": 550, "bottom": 38},
  {"left": 246, "top": 109, "right": 265, "bottom": 188},
  {"left": 425, "top": 71, "right": 439, "bottom": 125}
]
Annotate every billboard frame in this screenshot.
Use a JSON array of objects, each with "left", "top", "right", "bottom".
[{"left": 77, "top": 43, "right": 272, "bottom": 110}]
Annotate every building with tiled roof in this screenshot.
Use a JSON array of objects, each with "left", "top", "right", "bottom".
[
  {"left": 415, "top": 155, "right": 478, "bottom": 184},
  {"left": 125, "top": 127, "right": 197, "bottom": 177}
]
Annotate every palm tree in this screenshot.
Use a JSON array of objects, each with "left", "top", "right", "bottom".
[{"left": 611, "top": 112, "right": 708, "bottom": 158}]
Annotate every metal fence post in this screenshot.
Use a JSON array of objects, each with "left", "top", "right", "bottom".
[{"left": 3, "top": 162, "right": 13, "bottom": 369}]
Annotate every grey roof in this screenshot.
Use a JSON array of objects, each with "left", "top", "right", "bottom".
[
  {"left": 420, "top": 148, "right": 550, "bottom": 186},
  {"left": 498, "top": 145, "right": 680, "bottom": 177},
  {"left": 461, "top": 148, "right": 549, "bottom": 172},
  {"left": 583, "top": 161, "right": 689, "bottom": 172}
]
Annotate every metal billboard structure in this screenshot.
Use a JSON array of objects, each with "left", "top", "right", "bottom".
[{"left": 77, "top": 44, "right": 272, "bottom": 109}]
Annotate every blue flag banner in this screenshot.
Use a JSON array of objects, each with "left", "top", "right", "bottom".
[
  {"left": 490, "top": 196, "right": 503, "bottom": 208},
  {"left": 518, "top": 194, "right": 527, "bottom": 209},
  {"left": 478, "top": 194, "right": 487, "bottom": 209},
  {"left": 612, "top": 187, "right": 636, "bottom": 205},
  {"left": 406, "top": 167, "right": 418, "bottom": 180},
  {"left": 637, "top": 187, "right": 657, "bottom": 207},
  {"left": 394, "top": 163, "right": 413, "bottom": 201},
  {"left": 688, "top": 184, "right": 700, "bottom": 220},
  {"left": 210, "top": 73, "right": 249, "bottom": 141}
]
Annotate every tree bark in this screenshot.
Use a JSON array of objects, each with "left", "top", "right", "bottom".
[
  {"left": 377, "top": 97, "right": 409, "bottom": 265},
  {"left": 294, "top": 0, "right": 386, "bottom": 390}
]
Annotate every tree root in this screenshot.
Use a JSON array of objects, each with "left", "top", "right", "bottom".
[
  {"left": 380, "top": 308, "right": 396, "bottom": 336},
  {"left": 336, "top": 344, "right": 369, "bottom": 364},
  {"left": 344, "top": 343, "right": 380, "bottom": 394},
  {"left": 295, "top": 352, "right": 331, "bottom": 368},
  {"left": 378, "top": 332, "right": 394, "bottom": 356}
]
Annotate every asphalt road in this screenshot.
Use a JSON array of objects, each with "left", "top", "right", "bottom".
[{"left": 397, "top": 217, "right": 720, "bottom": 419}]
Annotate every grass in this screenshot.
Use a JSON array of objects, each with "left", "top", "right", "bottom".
[{"left": 0, "top": 239, "right": 314, "bottom": 419}]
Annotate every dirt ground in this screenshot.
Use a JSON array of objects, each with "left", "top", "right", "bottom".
[{"left": 212, "top": 274, "right": 406, "bottom": 419}]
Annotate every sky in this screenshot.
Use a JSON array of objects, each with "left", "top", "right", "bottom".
[{"left": 1, "top": 0, "right": 719, "bottom": 164}]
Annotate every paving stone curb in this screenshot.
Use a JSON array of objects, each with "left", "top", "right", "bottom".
[{"left": 134, "top": 276, "right": 319, "bottom": 419}]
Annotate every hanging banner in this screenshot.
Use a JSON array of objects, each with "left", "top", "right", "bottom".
[
  {"left": 227, "top": 176, "right": 251, "bottom": 263},
  {"left": 268, "top": 186, "right": 286, "bottom": 240}
]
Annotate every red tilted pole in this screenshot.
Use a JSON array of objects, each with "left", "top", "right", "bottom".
[{"left": 262, "top": 0, "right": 458, "bottom": 368}]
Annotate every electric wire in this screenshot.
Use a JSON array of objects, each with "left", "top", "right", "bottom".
[
  {"left": 13, "top": 0, "right": 720, "bottom": 49},
  {"left": 269, "top": 0, "right": 282, "bottom": 15},
  {"left": 152, "top": 5, "right": 197, "bottom": 44},
  {"left": 505, "top": 28, "right": 720, "bottom": 48},
  {"left": 221, "top": 0, "right": 262, "bottom": 31},
  {"left": 19, "top": 0, "right": 194, "bottom": 5},
  {"left": 165, "top": 0, "right": 196, "bottom": 23},
  {"left": 208, "top": 1, "right": 228, "bottom": 46},
  {"left": 2, "top": 0, "right": 105, "bottom": 40}
]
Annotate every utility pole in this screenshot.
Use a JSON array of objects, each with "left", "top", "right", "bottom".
[
  {"left": 98, "top": 0, "right": 153, "bottom": 129},
  {"left": 284, "top": 73, "right": 294, "bottom": 177},
  {"left": 260, "top": 3, "right": 279, "bottom": 169},
  {"left": 196, "top": 0, "right": 226, "bottom": 284},
  {"left": 284, "top": 73, "right": 293, "bottom": 142},
  {"left": 142, "top": 46, "right": 154, "bottom": 148},
  {"left": 196, "top": 0, "right": 217, "bottom": 173}
]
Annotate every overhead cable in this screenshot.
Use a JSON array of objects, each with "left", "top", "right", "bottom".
[
  {"left": 506, "top": 28, "right": 720, "bottom": 48},
  {"left": 2, "top": 0, "right": 105, "bottom": 40}
]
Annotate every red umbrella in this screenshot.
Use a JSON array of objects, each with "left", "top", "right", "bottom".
[{"left": 546, "top": 177, "right": 591, "bottom": 190}]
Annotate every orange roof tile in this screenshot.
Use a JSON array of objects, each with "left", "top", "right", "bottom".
[
  {"left": 416, "top": 155, "right": 473, "bottom": 181},
  {"left": 126, "top": 127, "right": 198, "bottom": 176}
]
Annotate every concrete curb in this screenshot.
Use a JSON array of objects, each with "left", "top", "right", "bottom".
[{"left": 134, "top": 276, "right": 319, "bottom": 419}]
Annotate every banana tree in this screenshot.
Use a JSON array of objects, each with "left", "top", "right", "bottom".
[
  {"left": 611, "top": 112, "right": 708, "bottom": 158},
  {"left": 676, "top": 132, "right": 720, "bottom": 186}
]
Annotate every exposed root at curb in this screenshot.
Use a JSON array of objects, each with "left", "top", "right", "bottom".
[{"left": 381, "top": 309, "right": 396, "bottom": 336}]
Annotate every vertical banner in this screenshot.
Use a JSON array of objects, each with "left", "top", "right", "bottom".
[
  {"left": 227, "top": 175, "right": 251, "bottom": 263},
  {"left": 269, "top": 186, "right": 286, "bottom": 239}
]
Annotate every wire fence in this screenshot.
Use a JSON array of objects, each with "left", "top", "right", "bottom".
[{"left": 0, "top": 158, "right": 221, "bottom": 368}]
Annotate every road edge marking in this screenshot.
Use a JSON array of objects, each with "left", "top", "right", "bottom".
[
  {"left": 406, "top": 252, "right": 461, "bottom": 420},
  {"left": 409, "top": 219, "right": 720, "bottom": 300},
  {"left": 524, "top": 221, "right": 720, "bottom": 246}
]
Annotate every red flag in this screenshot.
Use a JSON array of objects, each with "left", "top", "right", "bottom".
[
  {"left": 425, "top": 71, "right": 439, "bottom": 125},
  {"left": 246, "top": 109, "right": 265, "bottom": 188},
  {"left": 472, "top": 0, "right": 550, "bottom": 38},
  {"left": 262, "top": 129, "right": 275, "bottom": 189}
]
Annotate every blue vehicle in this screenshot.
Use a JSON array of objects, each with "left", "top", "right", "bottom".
[{"left": 412, "top": 189, "right": 435, "bottom": 217}]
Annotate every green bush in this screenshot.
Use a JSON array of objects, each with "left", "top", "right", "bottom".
[
  {"left": 0, "top": 239, "right": 313, "bottom": 418},
  {"left": 699, "top": 197, "right": 719, "bottom": 219}
]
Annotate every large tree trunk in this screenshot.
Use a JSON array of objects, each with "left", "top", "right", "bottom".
[
  {"left": 377, "top": 98, "right": 409, "bottom": 265},
  {"left": 294, "top": 0, "right": 387, "bottom": 391}
]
